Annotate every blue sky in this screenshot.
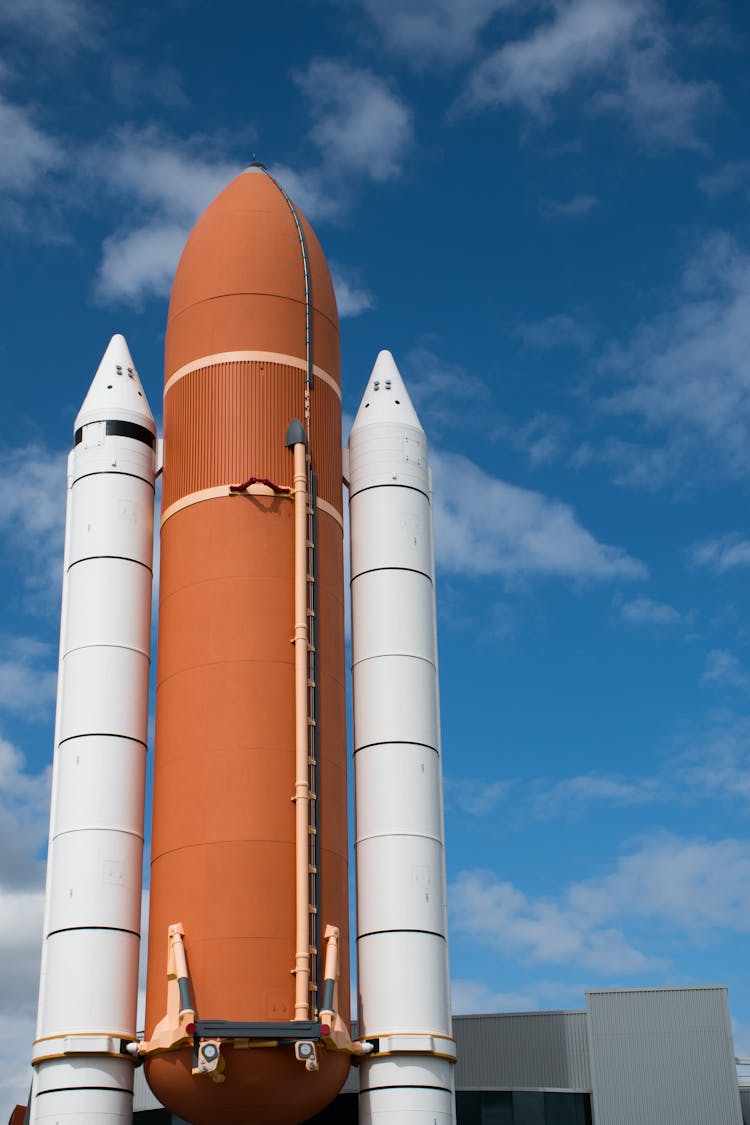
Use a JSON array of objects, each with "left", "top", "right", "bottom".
[{"left": 3, "top": 0, "right": 750, "bottom": 1111}]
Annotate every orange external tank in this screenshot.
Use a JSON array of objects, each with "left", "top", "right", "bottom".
[{"left": 144, "top": 166, "right": 350, "bottom": 1125}]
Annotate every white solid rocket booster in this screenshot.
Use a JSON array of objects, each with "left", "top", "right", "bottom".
[
  {"left": 349, "top": 351, "right": 456, "bottom": 1124},
  {"left": 30, "top": 335, "right": 156, "bottom": 1123}
]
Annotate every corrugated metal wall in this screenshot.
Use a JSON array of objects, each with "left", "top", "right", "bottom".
[
  {"left": 586, "top": 986, "right": 742, "bottom": 1125},
  {"left": 453, "top": 1011, "right": 591, "bottom": 1091}
]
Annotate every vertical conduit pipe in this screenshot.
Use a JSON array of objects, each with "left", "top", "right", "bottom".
[{"left": 289, "top": 421, "right": 311, "bottom": 1020}]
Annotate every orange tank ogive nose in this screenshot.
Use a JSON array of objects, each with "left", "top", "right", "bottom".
[{"left": 144, "top": 166, "right": 350, "bottom": 1125}]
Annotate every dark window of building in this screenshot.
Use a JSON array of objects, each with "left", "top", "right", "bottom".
[
  {"left": 544, "top": 1092, "right": 592, "bottom": 1125},
  {"left": 513, "top": 1091, "right": 545, "bottom": 1124},
  {"left": 455, "top": 1090, "right": 592, "bottom": 1125},
  {"left": 455, "top": 1091, "right": 514, "bottom": 1124}
]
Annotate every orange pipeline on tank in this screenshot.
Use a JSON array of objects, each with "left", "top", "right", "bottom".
[{"left": 144, "top": 166, "right": 350, "bottom": 1125}]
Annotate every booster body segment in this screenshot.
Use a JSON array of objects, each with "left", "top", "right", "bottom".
[
  {"left": 349, "top": 351, "right": 457, "bottom": 1125},
  {"left": 30, "top": 335, "right": 156, "bottom": 1124}
]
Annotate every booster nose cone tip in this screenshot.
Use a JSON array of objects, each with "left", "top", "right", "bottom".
[
  {"left": 75, "top": 333, "right": 156, "bottom": 433},
  {"left": 350, "top": 349, "right": 422, "bottom": 434}
]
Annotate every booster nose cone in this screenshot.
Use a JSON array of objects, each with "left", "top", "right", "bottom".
[
  {"left": 350, "top": 349, "right": 422, "bottom": 433},
  {"left": 75, "top": 334, "right": 156, "bottom": 434}
]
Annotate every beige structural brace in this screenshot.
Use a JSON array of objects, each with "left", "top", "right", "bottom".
[{"left": 135, "top": 923, "right": 195, "bottom": 1056}]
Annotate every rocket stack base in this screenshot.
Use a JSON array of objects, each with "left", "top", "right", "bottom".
[{"left": 30, "top": 167, "right": 458, "bottom": 1125}]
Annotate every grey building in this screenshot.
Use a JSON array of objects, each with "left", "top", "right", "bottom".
[{"left": 133, "top": 986, "right": 745, "bottom": 1125}]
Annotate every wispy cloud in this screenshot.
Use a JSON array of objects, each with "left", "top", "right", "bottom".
[
  {"left": 618, "top": 595, "right": 682, "bottom": 625},
  {"left": 96, "top": 221, "right": 191, "bottom": 305},
  {"left": 0, "top": 444, "right": 67, "bottom": 608},
  {"left": 516, "top": 314, "right": 593, "bottom": 351},
  {"left": 451, "top": 869, "right": 659, "bottom": 975},
  {"left": 431, "top": 450, "right": 646, "bottom": 582},
  {"left": 602, "top": 232, "right": 750, "bottom": 478},
  {"left": 452, "top": 979, "right": 550, "bottom": 1015},
  {"left": 0, "top": 886, "right": 44, "bottom": 1112},
  {"left": 403, "top": 348, "right": 493, "bottom": 438},
  {"left": 0, "top": 637, "right": 56, "bottom": 717},
  {"left": 459, "top": 0, "right": 717, "bottom": 148},
  {"left": 0, "top": 0, "right": 99, "bottom": 48},
  {"left": 699, "top": 161, "right": 750, "bottom": 200},
  {"left": 89, "top": 125, "right": 242, "bottom": 304},
  {"left": 90, "top": 97, "right": 390, "bottom": 305},
  {"left": 330, "top": 263, "right": 375, "bottom": 318},
  {"left": 541, "top": 193, "right": 600, "bottom": 217},
  {"left": 532, "top": 773, "right": 662, "bottom": 818},
  {"left": 452, "top": 832, "right": 750, "bottom": 975},
  {"left": 446, "top": 777, "right": 511, "bottom": 816},
  {"left": 690, "top": 533, "right": 750, "bottom": 574},
  {"left": 702, "top": 649, "right": 750, "bottom": 691},
  {"left": 355, "top": 0, "right": 522, "bottom": 64},
  {"left": 0, "top": 98, "right": 65, "bottom": 193},
  {"left": 295, "top": 59, "right": 413, "bottom": 183}
]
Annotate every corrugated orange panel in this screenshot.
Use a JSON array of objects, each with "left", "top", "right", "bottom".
[{"left": 162, "top": 360, "right": 342, "bottom": 513}]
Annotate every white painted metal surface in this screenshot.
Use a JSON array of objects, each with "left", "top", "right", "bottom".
[
  {"left": 30, "top": 335, "right": 156, "bottom": 1124},
  {"left": 349, "top": 350, "right": 456, "bottom": 1125}
]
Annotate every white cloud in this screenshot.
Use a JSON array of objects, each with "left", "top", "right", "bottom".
[
  {"left": 295, "top": 59, "right": 413, "bottom": 183},
  {"left": 0, "top": 444, "right": 67, "bottom": 606},
  {"left": 602, "top": 233, "right": 750, "bottom": 476},
  {"left": 431, "top": 449, "right": 646, "bottom": 582},
  {"left": 89, "top": 127, "right": 375, "bottom": 308},
  {"left": 532, "top": 773, "right": 661, "bottom": 817},
  {"left": 0, "top": 0, "right": 96, "bottom": 47},
  {"left": 452, "top": 833, "right": 750, "bottom": 975},
  {"left": 92, "top": 126, "right": 239, "bottom": 222},
  {"left": 446, "top": 777, "right": 510, "bottom": 816},
  {"left": 597, "top": 40, "right": 719, "bottom": 150},
  {"left": 461, "top": 0, "right": 717, "bottom": 147},
  {"left": 516, "top": 314, "right": 593, "bottom": 351},
  {"left": 690, "top": 533, "right": 750, "bottom": 574},
  {"left": 356, "top": 0, "right": 520, "bottom": 64},
  {"left": 702, "top": 649, "right": 750, "bottom": 691},
  {"left": 95, "top": 221, "right": 190, "bottom": 304},
  {"left": 569, "top": 833, "right": 750, "bottom": 933},
  {"left": 464, "top": 0, "right": 644, "bottom": 113},
  {"left": 451, "top": 869, "right": 658, "bottom": 974},
  {"left": 0, "top": 97, "right": 65, "bottom": 194},
  {"left": 0, "top": 736, "right": 51, "bottom": 889},
  {"left": 0, "top": 637, "right": 56, "bottom": 718},
  {"left": 330, "top": 264, "right": 375, "bottom": 318},
  {"left": 541, "top": 193, "right": 600, "bottom": 217},
  {"left": 0, "top": 887, "right": 44, "bottom": 1113},
  {"left": 618, "top": 595, "right": 681, "bottom": 625},
  {"left": 675, "top": 717, "right": 750, "bottom": 805},
  {"left": 452, "top": 979, "right": 545, "bottom": 1015},
  {"left": 89, "top": 127, "right": 242, "bottom": 305},
  {"left": 699, "top": 161, "right": 750, "bottom": 200},
  {"left": 265, "top": 163, "right": 342, "bottom": 224},
  {"left": 0, "top": 736, "right": 49, "bottom": 1112},
  {"left": 407, "top": 347, "right": 491, "bottom": 404}
]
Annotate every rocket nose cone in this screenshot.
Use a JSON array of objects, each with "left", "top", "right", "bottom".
[
  {"left": 350, "top": 349, "right": 423, "bottom": 435},
  {"left": 75, "top": 333, "right": 156, "bottom": 433}
]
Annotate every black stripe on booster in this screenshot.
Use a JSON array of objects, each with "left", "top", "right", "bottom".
[{"left": 74, "top": 421, "right": 155, "bottom": 449}]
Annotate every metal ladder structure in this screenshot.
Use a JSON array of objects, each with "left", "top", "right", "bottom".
[{"left": 306, "top": 464, "right": 320, "bottom": 1010}]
